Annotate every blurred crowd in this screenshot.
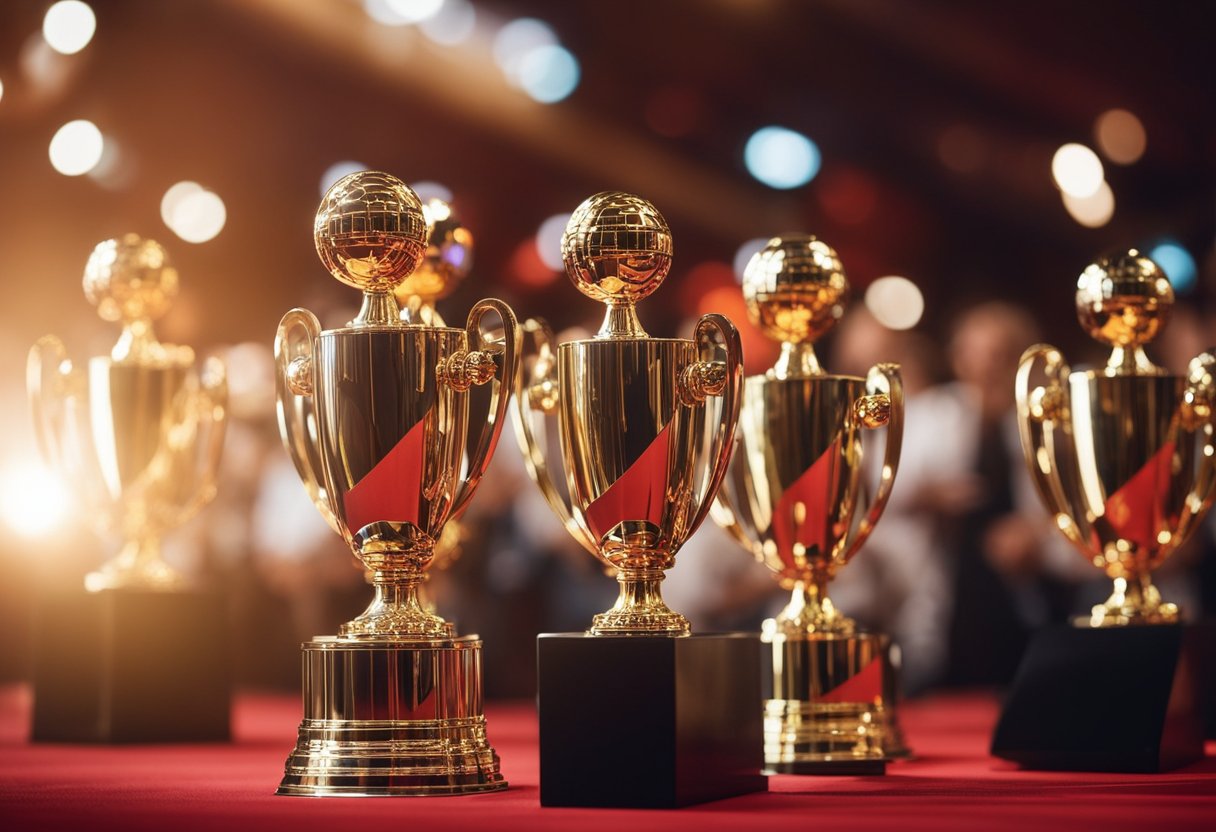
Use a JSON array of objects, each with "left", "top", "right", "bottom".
[{"left": 2, "top": 298, "right": 1215, "bottom": 700}]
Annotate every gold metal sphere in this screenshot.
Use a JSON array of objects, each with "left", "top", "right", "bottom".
[
  {"left": 314, "top": 170, "right": 428, "bottom": 293},
  {"left": 393, "top": 198, "right": 472, "bottom": 304},
  {"left": 1076, "top": 249, "right": 1174, "bottom": 349},
  {"left": 561, "top": 192, "right": 673, "bottom": 304},
  {"left": 82, "top": 234, "right": 179, "bottom": 323},
  {"left": 742, "top": 234, "right": 849, "bottom": 344}
]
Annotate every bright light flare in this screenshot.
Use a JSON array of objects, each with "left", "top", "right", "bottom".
[
  {"left": 865, "top": 276, "right": 924, "bottom": 330},
  {"left": 0, "top": 462, "right": 73, "bottom": 538},
  {"left": 43, "top": 1, "right": 96, "bottom": 55},
  {"left": 49, "top": 119, "right": 104, "bottom": 176},
  {"left": 1051, "top": 143, "right": 1104, "bottom": 198},
  {"left": 1062, "top": 180, "right": 1115, "bottom": 228}
]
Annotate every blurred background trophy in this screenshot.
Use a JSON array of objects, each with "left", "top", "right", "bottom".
[
  {"left": 515, "top": 192, "right": 764, "bottom": 808},
  {"left": 26, "top": 234, "right": 230, "bottom": 742},
  {"left": 993, "top": 250, "right": 1216, "bottom": 771},
  {"left": 273, "top": 170, "right": 518, "bottom": 796},
  {"left": 712, "top": 235, "right": 906, "bottom": 775}
]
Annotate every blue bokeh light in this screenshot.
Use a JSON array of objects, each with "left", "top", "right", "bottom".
[
  {"left": 1148, "top": 241, "right": 1198, "bottom": 293},
  {"left": 744, "top": 126, "right": 821, "bottom": 189}
]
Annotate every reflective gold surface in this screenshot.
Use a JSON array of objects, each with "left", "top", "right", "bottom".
[
  {"left": 394, "top": 197, "right": 472, "bottom": 326},
  {"left": 28, "top": 235, "right": 227, "bottom": 592},
  {"left": 1016, "top": 250, "right": 1216, "bottom": 626},
  {"left": 515, "top": 193, "right": 742, "bottom": 635},
  {"left": 275, "top": 170, "right": 515, "bottom": 796},
  {"left": 712, "top": 234, "right": 907, "bottom": 767}
]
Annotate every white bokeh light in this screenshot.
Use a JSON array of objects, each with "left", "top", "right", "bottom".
[
  {"left": 733, "top": 237, "right": 769, "bottom": 283},
  {"left": 518, "top": 45, "right": 579, "bottom": 103},
  {"left": 493, "top": 18, "right": 557, "bottom": 83},
  {"left": 0, "top": 462, "right": 72, "bottom": 538},
  {"left": 49, "top": 119, "right": 104, "bottom": 176},
  {"left": 1051, "top": 143, "right": 1104, "bottom": 198},
  {"left": 1061, "top": 180, "right": 1115, "bottom": 228},
  {"left": 163, "top": 181, "right": 226, "bottom": 243},
  {"left": 536, "top": 213, "right": 571, "bottom": 271},
  {"left": 421, "top": 0, "right": 475, "bottom": 44},
  {"left": 320, "top": 160, "right": 367, "bottom": 197},
  {"left": 744, "top": 126, "right": 821, "bottom": 189},
  {"left": 865, "top": 276, "right": 925, "bottom": 330},
  {"left": 410, "top": 180, "right": 454, "bottom": 203},
  {"left": 387, "top": 0, "right": 444, "bottom": 23},
  {"left": 43, "top": 1, "right": 96, "bottom": 55}
]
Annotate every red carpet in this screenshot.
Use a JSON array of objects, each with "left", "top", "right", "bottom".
[{"left": 1, "top": 685, "right": 1213, "bottom": 831}]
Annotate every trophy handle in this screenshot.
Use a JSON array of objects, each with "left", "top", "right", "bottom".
[
  {"left": 1014, "top": 343, "right": 1088, "bottom": 550},
  {"left": 1175, "top": 349, "right": 1216, "bottom": 541},
  {"left": 840, "top": 362, "right": 904, "bottom": 561},
  {"left": 176, "top": 356, "right": 229, "bottom": 523},
  {"left": 681, "top": 313, "right": 744, "bottom": 539},
  {"left": 275, "top": 308, "right": 342, "bottom": 535},
  {"left": 512, "top": 318, "right": 598, "bottom": 554},
  {"left": 27, "top": 335, "right": 77, "bottom": 470},
  {"left": 709, "top": 448, "right": 765, "bottom": 560},
  {"left": 448, "top": 298, "right": 522, "bottom": 519}
]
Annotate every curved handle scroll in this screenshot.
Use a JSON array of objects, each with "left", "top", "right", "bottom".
[
  {"left": 1014, "top": 343, "right": 1086, "bottom": 550},
  {"left": 27, "top": 335, "right": 77, "bottom": 471},
  {"left": 683, "top": 313, "right": 744, "bottom": 540},
  {"left": 841, "top": 362, "right": 904, "bottom": 561},
  {"left": 449, "top": 298, "right": 522, "bottom": 519},
  {"left": 179, "top": 356, "right": 229, "bottom": 522},
  {"left": 1174, "top": 349, "right": 1216, "bottom": 542},
  {"left": 511, "top": 318, "right": 598, "bottom": 555},
  {"left": 709, "top": 446, "right": 766, "bottom": 562},
  {"left": 274, "top": 308, "right": 341, "bottom": 535}
]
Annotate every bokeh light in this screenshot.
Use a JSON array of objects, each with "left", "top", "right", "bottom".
[
  {"left": 0, "top": 77, "right": 5, "bottom": 105},
  {"left": 535, "top": 213, "right": 571, "bottom": 271},
  {"left": 744, "top": 126, "right": 821, "bottom": 189},
  {"left": 0, "top": 462, "right": 72, "bottom": 538},
  {"left": 48, "top": 119, "right": 104, "bottom": 176},
  {"left": 320, "top": 160, "right": 367, "bottom": 197},
  {"left": 1051, "top": 143, "right": 1104, "bottom": 198},
  {"left": 411, "top": 180, "right": 454, "bottom": 203},
  {"left": 1061, "top": 180, "right": 1114, "bottom": 228},
  {"left": 363, "top": 0, "right": 412, "bottom": 26},
  {"left": 493, "top": 18, "right": 557, "bottom": 83},
  {"left": 518, "top": 45, "right": 580, "bottom": 103},
  {"left": 162, "top": 181, "right": 227, "bottom": 243},
  {"left": 1094, "top": 109, "right": 1146, "bottom": 165},
  {"left": 387, "top": 0, "right": 444, "bottom": 23},
  {"left": 733, "top": 237, "right": 768, "bottom": 283},
  {"left": 43, "top": 1, "right": 96, "bottom": 56},
  {"left": 865, "top": 276, "right": 925, "bottom": 330},
  {"left": 421, "top": 0, "right": 475, "bottom": 44},
  {"left": 1148, "top": 241, "right": 1198, "bottom": 293}
]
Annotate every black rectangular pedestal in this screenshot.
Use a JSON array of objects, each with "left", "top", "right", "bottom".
[
  {"left": 990, "top": 624, "right": 1203, "bottom": 772},
  {"left": 32, "top": 589, "right": 230, "bottom": 743},
  {"left": 537, "top": 632, "right": 767, "bottom": 808}
]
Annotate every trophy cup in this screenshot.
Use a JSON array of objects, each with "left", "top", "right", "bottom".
[
  {"left": 515, "top": 192, "right": 765, "bottom": 807},
  {"left": 273, "top": 171, "right": 517, "bottom": 796},
  {"left": 711, "top": 235, "right": 907, "bottom": 775},
  {"left": 992, "top": 249, "right": 1215, "bottom": 771},
  {"left": 27, "top": 234, "right": 230, "bottom": 742}
]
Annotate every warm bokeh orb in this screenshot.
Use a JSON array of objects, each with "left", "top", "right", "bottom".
[{"left": 82, "top": 233, "right": 179, "bottom": 323}]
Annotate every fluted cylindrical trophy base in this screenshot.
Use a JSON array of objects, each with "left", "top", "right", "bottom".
[
  {"left": 763, "top": 627, "right": 910, "bottom": 773},
  {"left": 277, "top": 635, "right": 507, "bottom": 796}
]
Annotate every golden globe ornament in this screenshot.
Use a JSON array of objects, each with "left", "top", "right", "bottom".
[
  {"left": 712, "top": 234, "right": 909, "bottom": 772},
  {"left": 274, "top": 170, "right": 519, "bottom": 796},
  {"left": 1017, "top": 249, "right": 1216, "bottom": 626}
]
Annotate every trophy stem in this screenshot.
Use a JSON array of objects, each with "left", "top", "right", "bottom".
[
  {"left": 84, "top": 535, "right": 186, "bottom": 593},
  {"left": 769, "top": 342, "right": 822, "bottom": 380},
  {"left": 1088, "top": 573, "right": 1179, "bottom": 627},
  {"left": 590, "top": 568, "right": 690, "bottom": 636},
  {"left": 774, "top": 579, "right": 855, "bottom": 635},
  {"left": 340, "top": 568, "right": 455, "bottom": 639}
]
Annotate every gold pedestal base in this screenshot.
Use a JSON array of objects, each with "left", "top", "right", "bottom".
[
  {"left": 277, "top": 635, "right": 507, "bottom": 796},
  {"left": 763, "top": 625, "right": 910, "bottom": 773}
]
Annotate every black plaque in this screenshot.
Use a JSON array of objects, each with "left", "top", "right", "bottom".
[
  {"left": 990, "top": 624, "right": 1203, "bottom": 772},
  {"left": 32, "top": 589, "right": 230, "bottom": 743},
  {"left": 537, "top": 632, "right": 767, "bottom": 808}
]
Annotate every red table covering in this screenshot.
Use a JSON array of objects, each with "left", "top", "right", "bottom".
[{"left": 1, "top": 685, "right": 1213, "bottom": 831}]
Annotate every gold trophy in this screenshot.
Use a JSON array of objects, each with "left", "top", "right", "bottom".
[
  {"left": 712, "top": 235, "right": 907, "bottom": 774},
  {"left": 273, "top": 171, "right": 517, "bottom": 796},
  {"left": 516, "top": 192, "right": 765, "bottom": 808},
  {"left": 993, "top": 249, "right": 1215, "bottom": 772},
  {"left": 27, "top": 234, "right": 230, "bottom": 742}
]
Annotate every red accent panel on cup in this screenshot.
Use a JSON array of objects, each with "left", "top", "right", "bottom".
[
  {"left": 818, "top": 656, "right": 883, "bottom": 705},
  {"left": 584, "top": 423, "right": 673, "bottom": 541},
  {"left": 772, "top": 437, "right": 844, "bottom": 568},
  {"left": 1099, "top": 441, "right": 1175, "bottom": 550},
  {"left": 342, "top": 419, "right": 427, "bottom": 534}
]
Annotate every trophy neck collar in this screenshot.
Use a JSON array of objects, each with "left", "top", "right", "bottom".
[
  {"left": 768, "top": 341, "right": 823, "bottom": 379},
  {"left": 349, "top": 291, "right": 403, "bottom": 328},
  {"left": 596, "top": 301, "right": 649, "bottom": 339},
  {"left": 1104, "top": 344, "right": 1166, "bottom": 376}
]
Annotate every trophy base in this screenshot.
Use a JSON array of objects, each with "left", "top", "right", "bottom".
[
  {"left": 991, "top": 624, "right": 1204, "bottom": 772},
  {"left": 762, "top": 628, "right": 909, "bottom": 775},
  {"left": 31, "top": 588, "right": 230, "bottom": 743},
  {"left": 277, "top": 634, "right": 507, "bottom": 797},
  {"left": 536, "top": 632, "right": 766, "bottom": 808}
]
